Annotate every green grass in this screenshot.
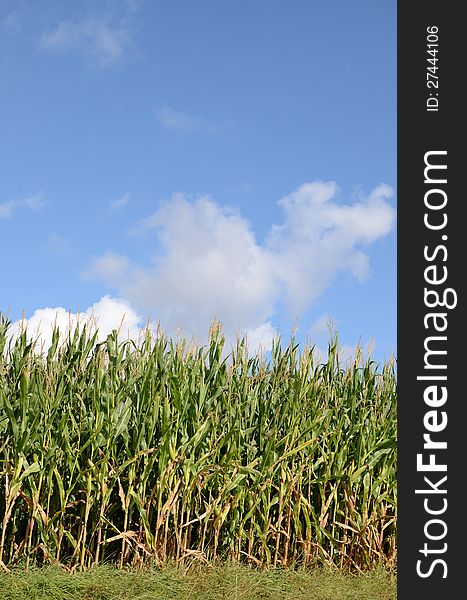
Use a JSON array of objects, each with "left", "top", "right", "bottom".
[
  {"left": 0, "top": 316, "right": 396, "bottom": 571},
  {"left": 0, "top": 564, "right": 396, "bottom": 600}
]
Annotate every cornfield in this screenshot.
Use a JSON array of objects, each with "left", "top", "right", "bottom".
[{"left": 0, "top": 315, "right": 396, "bottom": 572}]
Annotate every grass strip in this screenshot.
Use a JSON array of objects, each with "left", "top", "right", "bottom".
[{"left": 0, "top": 564, "right": 396, "bottom": 600}]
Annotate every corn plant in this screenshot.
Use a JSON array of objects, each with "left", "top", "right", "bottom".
[{"left": 0, "top": 314, "right": 396, "bottom": 571}]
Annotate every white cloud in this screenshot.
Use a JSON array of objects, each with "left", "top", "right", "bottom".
[
  {"left": 84, "top": 252, "right": 130, "bottom": 287},
  {"left": 6, "top": 295, "right": 275, "bottom": 357},
  {"left": 85, "top": 181, "right": 395, "bottom": 351},
  {"left": 24, "top": 192, "right": 46, "bottom": 210},
  {"left": 40, "top": 18, "right": 129, "bottom": 67},
  {"left": 0, "top": 201, "right": 15, "bottom": 219},
  {"left": 267, "top": 181, "right": 395, "bottom": 315},
  {"left": 154, "top": 105, "right": 201, "bottom": 132},
  {"left": 110, "top": 193, "right": 130, "bottom": 209},
  {"left": 245, "top": 322, "right": 277, "bottom": 354},
  {"left": 7, "top": 296, "right": 143, "bottom": 353},
  {"left": 118, "top": 194, "right": 278, "bottom": 346},
  {"left": 310, "top": 313, "right": 333, "bottom": 335},
  {"left": 0, "top": 193, "right": 46, "bottom": 219}
]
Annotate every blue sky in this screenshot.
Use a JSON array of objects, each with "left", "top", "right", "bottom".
[{"left": 0, "top": 0, "right": 396, "bottom": 362}]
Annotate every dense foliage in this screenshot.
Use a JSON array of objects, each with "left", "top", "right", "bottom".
[{"left": 0, "top": 316, "right": 396, "bottom": 571}]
